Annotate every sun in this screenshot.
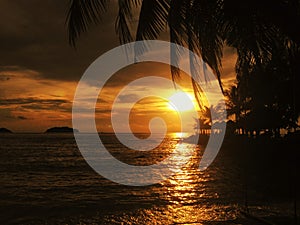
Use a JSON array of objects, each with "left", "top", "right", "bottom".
[{"left": 168, "top": 91, "right": 195, "bottom": 112}]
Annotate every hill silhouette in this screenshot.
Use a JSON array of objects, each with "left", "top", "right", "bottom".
[
  {"left": 0, "top": 128, "right": 13, "bottom": 133},
  {"left": 45, "top": 127, "right": 79, "bottom": 133}
]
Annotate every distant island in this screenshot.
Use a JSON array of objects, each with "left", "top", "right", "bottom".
[
  {"left": 0, "top": 128, "right": 13, "bottom": 133},
  {"left": 45, "top": 127, "right": 79, "bottom": 133}
]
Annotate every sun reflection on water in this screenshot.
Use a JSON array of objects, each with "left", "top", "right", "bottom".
[
  {"left": 153, "top": 136, "right": 237, "bottom": 224},
  {"left": 105, "top": 132, "right": 238, "bottom": 224},
  {"left": 170, "top": 132, "right": 191, "bottom": 139}
]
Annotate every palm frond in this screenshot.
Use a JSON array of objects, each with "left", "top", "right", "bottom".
[
  {"left": 132, "top": 0, "right": 170, "bottom": 57},
  {"left": 169, "top": 0, "right": 190, "bottom": 80},
  {"left": 191, "top": 0, "right": 224, "bottom": 91},
  {"left": 66, "top": 0, "right": 109, "bottom": 47},
  {"left": 115, "top": 0, "right": 136, "bottom": 44},
  {"left": 136, "top": 0, "right": 170, "bottom": 41}
]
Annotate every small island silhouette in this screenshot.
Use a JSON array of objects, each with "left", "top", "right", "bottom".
[
  {"left": 45, "top": 127, "right": 79, "bottom": 133},
  {"left": 0, "top": 128, "right": 13, "bottom": 133}
]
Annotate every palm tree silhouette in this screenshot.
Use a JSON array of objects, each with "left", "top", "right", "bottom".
[{"left": 66, "top": 0, "right": 299, "bottom": 107}]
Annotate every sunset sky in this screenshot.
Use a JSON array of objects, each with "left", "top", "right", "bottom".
[{"left": 0, "top": 0, "right": 237, "bottom": 133}]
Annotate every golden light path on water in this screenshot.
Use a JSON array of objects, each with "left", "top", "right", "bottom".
[
  {"left": 156, "top": 133, "right": 233, "bottom": 224},
  {"left": 99, "top": 132, "right": 239, "bottom": 224}
]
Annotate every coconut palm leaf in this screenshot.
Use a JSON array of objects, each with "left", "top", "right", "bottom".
[
  {"left": 130, "top": 0, "right": 170, "bottom": 57},
  {"left": 117, "top": 0, "right": 147, "bottom": 43},
  {"left": 115, "top": 0, "right": 137, "bottom": 44},
  {"left": 168, "top": 0, "right": 190, "bottom": 80},
  {"left": 136, "top": 0, "right": 170, "bottom": 41},
  {"left": 66, "top": 0, "right": 110, "bottom": 47},
  {"left": 191, "top": 0, "right": 224, "bottom": 89}
]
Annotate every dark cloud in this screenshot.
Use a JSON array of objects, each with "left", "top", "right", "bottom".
[
  {"left": 0, "top": 108, "right": 15, "bottom": 119},
  {"left": 17, "top": 116, "right": 28, "bottom": 120},
  {"left": 0, "top": 98, "right": 69, "bottom": 106},
  {"left": 21, "top": 104, "right": 69, "bottom": 112},
  {"left": 0, "top": 108, "right": 30, "bottom": 121},
  {"left": 0, "top": 75, "right": 11, "bottom": 81},
  {"left": 118, "top": 94, "right": 140, "bottom": 103},
  {"left": 0, "top": 98, "right": 71, "bottom": 112},
  {"left": 0, "top": 67, "right": 41, "bottom": 89},
  {"left": 103, "top": 62, "right": 173, "bottom": 88},
  {"left": 0, "top": 0, "right": 119, "bottom": 82}
]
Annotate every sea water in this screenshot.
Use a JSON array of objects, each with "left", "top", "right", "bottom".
[{"left": 0, "top": 133, "right": 294, "bottom": 224}]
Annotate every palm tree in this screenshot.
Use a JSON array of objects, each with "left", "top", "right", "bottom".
[
  {"left": 66, "top": 0, "right": 300, "bottom": 97},
  {"left": 226, "top": 39, "right": 300, "bottom": 136}
]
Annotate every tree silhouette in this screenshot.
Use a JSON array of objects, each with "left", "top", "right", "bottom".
[
  {"left": 226, "top": 41, "right": 300, "bottom": 136},
  {"left": 67, "top": 0, "right": 299, "bottom": 133},
  {"left": 66, "top": 0, "right": 299, "bottom": 82}
]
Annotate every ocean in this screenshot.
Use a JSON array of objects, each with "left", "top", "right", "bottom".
[{"left": 0, "top": 133, "right": 296, "bottom": 224}]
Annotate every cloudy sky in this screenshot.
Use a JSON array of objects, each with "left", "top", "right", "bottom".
[{"left": 0, "top": 0, "right": 237, "bottom": 133}]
